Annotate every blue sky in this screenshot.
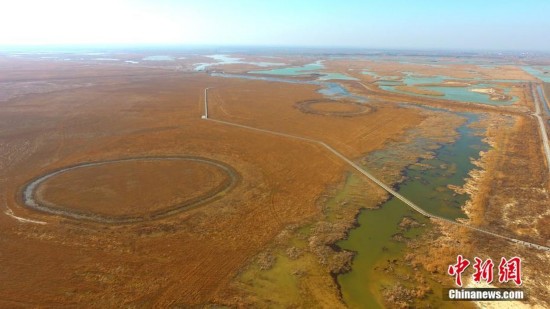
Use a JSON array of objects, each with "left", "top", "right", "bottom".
[{"left": 1, "top": 0, "right": 549, "bottom": 50}]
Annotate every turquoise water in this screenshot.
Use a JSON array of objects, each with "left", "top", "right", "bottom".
[
  {"left": 403, "top": 75, "right": 446, "bottom": 85},
  {"left": 338, "top": 113, "right": 487, "bottom": 308},
  {"left": 362, "top": 71, "right": 404, "bottom": 81},
  {"left": 378, "top": 73, "right": 517, "bottom": 105},
  {"left": 523, "top": 66, "right": 550, "bottom": 83},
  {"left": 250, "top": 61, "right": 357, "bottom": 81},
  {"left": 210, "top": 72, "right": 366, "bottom": 102},
  {"left": 375, "top": 80, "right": 403, "bottom": 86},
  {"left": 397, "top": 73, "right": 524, "bottom": 86},
  {"left": 318, "top": 82, "right": 363, "bottom": 99},
  {"left": 362, "top": 71, "right": 380, "bottom": 78},
  {"left": 380, "top": 84, "right": 516, "bottom": 105},
  {"left": 365, "top": 69, "right": 527, "bottom": 84},
  {"left": 211, "top": 72, "right": 312, "bottom": 84},
  {"left": 363, "top": 68, "right": 524, "bottom": 105},
  {"left": 251, "top": 61, "right": 324, "bottom": 75},
  {"left": 489, "top": 79, "right": 531, "bottom": 83},
  {"left": 317, "top": 73, "right": 358, "bottom": 81}
]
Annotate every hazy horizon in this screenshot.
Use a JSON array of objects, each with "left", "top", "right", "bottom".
[
  {"left": 3, "top": 44, "right": 550, "bottom": 55},
  {"left": 1, "top": 0, "right": 549, "bottom": 51}
]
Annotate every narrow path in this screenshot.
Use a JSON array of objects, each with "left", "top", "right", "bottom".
[
  {"left": 531, "top": 83, "right": 550, "bottom": 174},
  {"left": 202, "top": 87, "right": 550, "bottom": 252},
  {"left": 537, "top": 84, "right": 550, "bottom": 114},
  {"left": 203, "top": 87, "right": 210, "bottom": 119}
]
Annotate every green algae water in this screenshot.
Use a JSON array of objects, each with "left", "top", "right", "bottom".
[
  {"left": 337, "top": 114, "right": 488, "bottom": 308},
  {"left": 337, "top": 198, "right": 427, "bottom": 309}
]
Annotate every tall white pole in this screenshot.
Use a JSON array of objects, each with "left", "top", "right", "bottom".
[{"left": 203, "top": 87, "right": 209, "bottom": 119}]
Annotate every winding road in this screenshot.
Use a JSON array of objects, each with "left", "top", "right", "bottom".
[{"left": 202, "top": 87, "right": 550, "bottom": 252}]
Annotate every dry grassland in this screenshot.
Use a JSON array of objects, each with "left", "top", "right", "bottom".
[{"left": 0, "top": 58, "right": 424, "bottom": 307}]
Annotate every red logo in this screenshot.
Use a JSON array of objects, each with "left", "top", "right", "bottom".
[
  {"left": 472, "top": 257, "right": 494, "bottom": 284},
  {"left": 448, "top": 256, "right": 522, "bottom": 287},
  {"left": 498, "top": 257, "right": 522, "bottom": 286},
  {"left": 448, "top": 255, "right": 470, "bottom": 287}
]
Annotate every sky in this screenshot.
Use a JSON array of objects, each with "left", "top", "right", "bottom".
[{"left": 0, "top": 0, "right": 549, "bottom": 51}]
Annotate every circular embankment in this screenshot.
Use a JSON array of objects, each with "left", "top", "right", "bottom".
[
  {"left": 295, "top": 99, "right": 375, "bottom": 117},
  {"left": 21, "top": 156, "right": 238, "bottom": 224}
]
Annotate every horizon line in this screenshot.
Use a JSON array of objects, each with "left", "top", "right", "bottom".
[{"left": 1, "top": 44, "right": 550, "bottom": 54}]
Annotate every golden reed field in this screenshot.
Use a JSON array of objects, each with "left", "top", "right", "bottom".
[
  {"left": 0, "top": 56, "right": 424, "bottom": 307},
  {"left": 0, "top": 54, "right": 548, "bottom": 308}
]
